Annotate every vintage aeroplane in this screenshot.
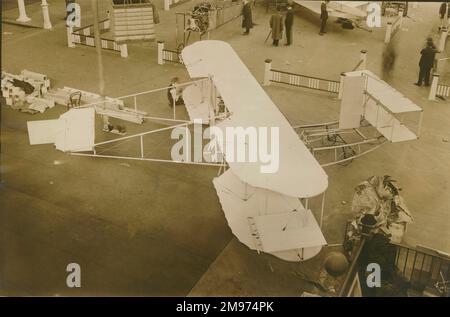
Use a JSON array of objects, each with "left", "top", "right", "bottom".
[{"left": 26, "top": 40, "right": 422, "bottom": 262}]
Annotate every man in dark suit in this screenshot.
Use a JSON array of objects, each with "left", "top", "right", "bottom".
[
  {"left": 415, "top": 39, "right": 437, "bottom": 87},
  {"left": 285, "top": 6, "right": 294, "bottom": 45},
  {"left": 270, "top": 6, "right": 284, "bottom": 46},
  {"left": 319, "top": 0, "right": 329, "bottom": 35},
  {"left": 242, "top": 0, "right": 253, "bottom": 35}
]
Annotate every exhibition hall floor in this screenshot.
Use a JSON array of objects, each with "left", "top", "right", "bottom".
[{"left": 1, "top": 1, "right": 449, "bottom": 296}]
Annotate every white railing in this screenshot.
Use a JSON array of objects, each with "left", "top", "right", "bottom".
[
  {"left": 67, "top": 19, "right": 128, "bottom": 58},
  {"left": 384, "top": 9, "right": 404, "bottom": 44},
  {"left": 429, "top": 73, "right": 450, "bottom": 100}
]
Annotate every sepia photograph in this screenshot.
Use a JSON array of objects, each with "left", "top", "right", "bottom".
[{"left": 0, "top": 0, "right": 449, "bottom": 302}]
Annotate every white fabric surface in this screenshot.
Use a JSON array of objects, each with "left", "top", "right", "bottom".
[
  {"left": 182, "top": 83, "right": 212, "bottom": 122},
  {"left": 347, "top": 70, "right": 422, "bottom": 114},
  {"left": 27, "top": 120, "right": 60, "bottom": 145},
  {"left": 27, "top": 108, "right": 95, "bottom": 152},
  {"left": 55, "top": 108, "right": 95, "bottom": 152},
  {"left": 182, "top": 41, "right": 328, "bottom": 198},
  {"left": 213, "top": 169, "right": 325, "bottom": 262},
  {"left": 339, "top": 75, "right": 366, "bottom": 129}
]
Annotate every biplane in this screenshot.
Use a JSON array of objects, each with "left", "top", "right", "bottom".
[{"left": 26, "top": 41, "right": 423, "bottom": 262}]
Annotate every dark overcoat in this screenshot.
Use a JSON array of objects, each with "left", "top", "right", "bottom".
[
  {"left": 270, "top": 13, "right": 284, "bottom": 40},
  {"left": 242, "top": 3, "right": 253, "bottom": 29}
]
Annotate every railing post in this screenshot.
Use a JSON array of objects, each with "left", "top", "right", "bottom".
[
  {"left": 360, "top": 50, "right": 367, "bottom": 70},
  {"left": 41, "top": 0, "right": 52, "bottom": 29},
  {"left": 67, "top": 26, "right": 75, "bottom": 48},
  {"left": 398, "top": 9, "right": 403, "bottom": 28},
  {"left": 158, "top": 41, "right": 165, "bottom": 65},
  {"left": 338, "top": 72, "right": 346, "bottom": 100},
  {"left": 438, "top": 27, "right": 448, "bottom": 52},
  {"left": 164, "top": 0, "right": 170, "bottom": 11},
  {"left": 120, "top": 44, "right": 128, "bottom": 58},
  {"left": 428, "top": 73, "right": 439, "bottom": 101},
  {"left": 263, "top": 59, "right": 272, "bottom": 86},
  {"left": 16, "top": 0, "right": 31, "bottom": 22},
  {"left": 385, "top": 22, "right": 392, "bottom": 44}
]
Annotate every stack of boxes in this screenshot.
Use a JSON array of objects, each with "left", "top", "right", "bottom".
[{"left": 1, "top": 70, "right": 54, "bottom": 113}]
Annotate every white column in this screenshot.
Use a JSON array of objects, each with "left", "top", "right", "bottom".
[
  {"left": 120, "top": 44, "right": 128, "bottom": 58},
  {"left": 157, "top": 41, "right": 165, "bottom": 65},
  {"left": 67, "top": 26, "right": 75, "bottom": 48},
  {"left": 398, "top": 9, "right": 403, "bottom": 28},
  {"left": 338, "top": 72, "right": 346, "bottom": 100},
  {"left": 41, "top": 0, "right": 52, "bottom": 29},
  {"left": 263, "top": 59, "right": 272, "bottom": 86},
  {"left": 164, "top": 0, "right": 170, "bottom": 11},
  {"left": 384, "top": 22, "right": 392, "bottom": 44},
  {"left": 16, "top": 0, "right": 31, "bottom": 23},
  {"left": 360, "top": 50, "right": 367, "bottom": 70},
  {"left": 439, "top": 27, "right": 448, "bottom": 52},
  {"left": 428, "top": 73, "right": 439, "bottom": 101}
]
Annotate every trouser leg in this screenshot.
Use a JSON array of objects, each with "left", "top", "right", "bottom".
[
  {"left": 320, "top": 18, "right": 327, "bottom": 33},
  {"left": 424, "top": 67, "right": 432, "bottom": 86},
  {"left": 286, "top": 27, "right": 292, "bottom": 44},
  {"left": 417, "top": 67, "right": 424, "bottom": 85}
]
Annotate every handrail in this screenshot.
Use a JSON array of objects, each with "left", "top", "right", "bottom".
[
  {"left": 339, "top": 238, "right": 366, "bottom": 297},
  {"left": 391, "top": 242, "right": 450, "bottom": 262},
  {"left": 270, "top": 68, "right": 340, "bottom": 83}
]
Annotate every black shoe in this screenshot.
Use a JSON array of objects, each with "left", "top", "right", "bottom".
[
  {"left": 243, "top": 32, "right": 249, "bottom": 35},
  {"left": 319, "top": 33, "right": 324, "bottom": 35},
  {"left": 414, "top": 83, "right": 421, "bottom": 86}
]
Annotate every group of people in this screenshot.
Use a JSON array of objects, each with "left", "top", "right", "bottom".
[
  {"left": 242, "top": 0, "right": 331, "bottom": 45},
  {"left": 242, "top": 2, "right": 294, "bottom": 46},
  {"left": 268, "top": 6, "right": 294, "bottom": 46}
]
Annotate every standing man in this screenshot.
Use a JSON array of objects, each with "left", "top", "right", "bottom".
[
  {"left": 242, "top": 0, "right": 253, "bottom": 35},
  {"left": 270, "top": 6, "right": 284, "bottom": 46},
  {"left": 381, "top": 40, "right": 397, "bottom": 82},
  {"left": 439, "top": 2, "right": 447, "bottom": 30},
  {"left": 285, "top": 6, "right": 294, "bottom": 46},
  {"left": 319, "top": 0, "right": 329, "bottom": 35},
  {"left": 415, "top": 39, "right": 437, "bottom": 87}
]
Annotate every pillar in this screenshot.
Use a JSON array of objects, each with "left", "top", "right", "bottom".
[
  {"left": 120, "top": 44, "right": 128, "bottom": 58},
  {"left": 263, "top": 59, "right": 272, "bottom": 86},
  {"left": 360, "top": 50, "right": 367, "bottom": 70},
  {"left": 158, "top": 41, "right": 165, "bottom": 65},
  {"left": 41, "top": 0, "right": 53, "bottom": 29},
  {"left": 385, "top": 22, "right": 392, "bottom": 43},
  {"left": 164, "top": 0, "right": 170, "bottom": 11},
  {"left": 439, "top": 27, "right": 448, "bottom": 52},
  {"left": 428, "top": 73, "right": 439, "bottom": 101},
  {"left": 67, "top": 26, "right": 75, "bottom": 48},
  {"left": 16, "top": 0, "right": 31, "bottom": 23},
  {"left": 338, "top": 72, "right": 346, "bottom": 100},
  {"left": 398, "top": 9, "right": 403, "bottom": 28}
]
